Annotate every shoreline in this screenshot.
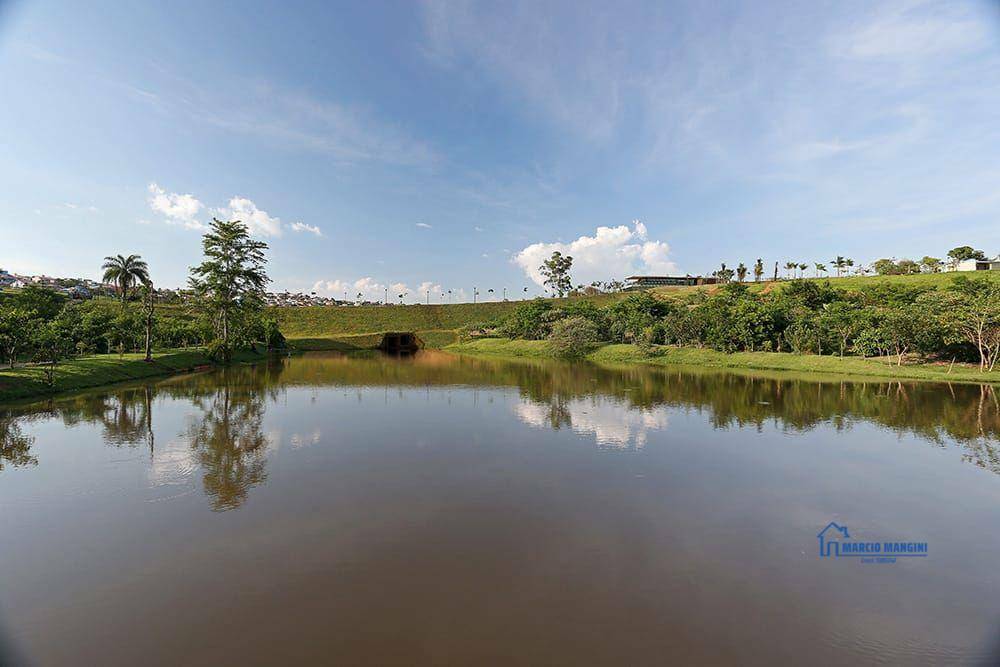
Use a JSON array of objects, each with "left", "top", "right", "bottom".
[
  {"left": 0, "top": 349, "right": 274, "bottom": 404},
  {"left": 445, "top": 338, "right": 1000, "bottom": 385}
]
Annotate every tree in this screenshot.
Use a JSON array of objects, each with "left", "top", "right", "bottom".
[
  {"left": 141, "top": 283, "right": 155, "bottom": 362},
  {"left": 548, "top": 317, "right": 602, "bottom": 359},
  {"left": 947, "top": 246, "right": 986, "bottom": 269},
  {"left": 815, "top": 263, "right": 827, "bottom": 278},
  {"left": 0, "top": 307, "right": 34, "bottom": 368},
  {"left": 714, "top": 263, "right": 734, "bottom": 283},
  {"left": 101, "top": 254, "right": 150, "bottom": 306},
  {"left": 784, "top": 261, "right": 797, "bottom": 279},
  {"left": 7, "top": 285, "right": 65, "bottom": 319},
  {"left": 736, "top": 263, "right": 748, "bottom": 283},
  {"left": 872, "top": 258, "right": 899, "bottom": 276},
  {"left": 936, "top": 278, "right": 1000, "bottom": 372},
  {"left": 799, "top": 263, "right": 809, "bottom": 278},
  {"left": 753, "top": 259, "right": 764, "bottom": 283},
  {"left": 540, "top": 251, "right": 573, "bottom": 297},
  {"left": 831, "top": 256, "right": 848, "bottom": 278},
  {"left": 920, "top": 256, "right": 941, "bottom": 273},
  {"left": 188, "top": 219, "right": 270, "bottom": 362}
]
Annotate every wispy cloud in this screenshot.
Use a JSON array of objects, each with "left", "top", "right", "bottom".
[
  {"left": 147, "top": 183, "right": 206, "bottom": 230},
  {"left": 416, "top": 222, "right": 433, "bottom": 229},
  {"left": 290, "top": 222, "right": 323, "bottom": 237}
]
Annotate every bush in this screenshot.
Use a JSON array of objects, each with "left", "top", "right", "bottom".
[
  {"left": 604, "top": 292, "right": 672, "bottom": 343},
  {"left": 501, "top": 299, "right": 555, "bottom": 340},
  {"left": 548, "top": 317, "right": 602, "bottom": 359}
]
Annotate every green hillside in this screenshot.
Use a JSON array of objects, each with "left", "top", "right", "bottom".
[{"left": 273, "top": 271, "right": 998, "bottom": 350}]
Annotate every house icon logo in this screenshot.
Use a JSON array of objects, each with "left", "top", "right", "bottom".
[
  {"left": 816, "top": 521, "right": 928, "bottom": 562},
  {"left": 817, "top": 521, "right": 850, "bottom": 557}
]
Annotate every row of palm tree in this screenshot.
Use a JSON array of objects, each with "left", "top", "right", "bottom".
[{"left": 715, "top": 257, "right": 858, "bottom": 283}]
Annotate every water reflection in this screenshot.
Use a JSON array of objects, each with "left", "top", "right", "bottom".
[
  {"left": 2, "top": 351, "right": 999, "bottom": 510},
  {"left": 0, "top": 417, "right": 37, "bottom": 471}
]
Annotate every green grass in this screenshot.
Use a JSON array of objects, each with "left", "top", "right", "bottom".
[
  {"left": 275, "top": 271, "right": 1000, "bottom": 352},
  {"left": 272, "top": 294, "right": 624, "bottom": 351},
  {"left": 446, "top": 338, "right": 1000, "bottom": 384},
  {"left": 0, "top": 349, "right": 268, "bottom": 402},
  {"left": 650, "top": 269, "right": 1000, "bottom": 298}
]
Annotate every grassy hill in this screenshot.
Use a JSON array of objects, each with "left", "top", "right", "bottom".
[
  {"left": 271, "top": 293, "right": 625, "bottom": 349},
  {"left": 273, "top": 271, "right": 998, "bottom": 350}
]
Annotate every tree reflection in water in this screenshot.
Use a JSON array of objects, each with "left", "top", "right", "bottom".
[
  {"left": 0, "top": 417, "right": 37, "bottom": 471},
  {"left": 1, "top": 352, "right": 998, "bottom": 506}
]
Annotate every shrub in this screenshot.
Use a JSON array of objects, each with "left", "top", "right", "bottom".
[
  {"left": 501, "top": 299, "right": 554, "bottom": 340},
  {"left": 604, "top": 292, "right": 672, "bottom": 343},
  {"left": 548, "top": 317, "right": 602, "bottom": 359}
]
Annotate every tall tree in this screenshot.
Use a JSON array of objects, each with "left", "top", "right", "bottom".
[
  {"left": 736, "top": 263, "right": 748, "bottom": 283},
  {"left": 831, "top": 256, "right": 847, "bottom": 278},
  {"left": 753, "top": 258, "right": 764, "bottom": 283},
  {"left": 101, "top": 254, "right": 149, "bottom": 306},
  {"left": 141, "top": 283, "right": 155, "bottom": 362},
  {"left": 815, "top": 263, "right": 827, "bottom": 278},
  {"left": 539, "top": 251, "right": 573, "bottom": 297},
  {"left": 947, "top": 246, "right": 986, "bottom": 270},
  {"left": 784, "top": 261, "right": 797, "bottom": 279},
  {"left": 188, "top": 219, "right": 270, "bottom": 361}
]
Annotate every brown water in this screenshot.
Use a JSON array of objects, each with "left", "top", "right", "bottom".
[{"left": 2, "top": 351, "right": 1000, "bottom": 666}]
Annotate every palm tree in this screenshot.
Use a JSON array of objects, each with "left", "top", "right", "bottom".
[
  {"left": 736, "top": 263, "right": 748, "bottom": 283},
  {"left": 799, "top": 263, "right": 808, "bottom": 278},
  {"left": 102, "top": 254, "right": 150, "bottom": 305},
  {"left": 784, "top": 261, "right": 797, "bottom": 279},
  {"left": 832, "top": 256, "right": 847, "bottom": 278},
  {"left": 815, "top": 263, "right": 827, "bottom": 278},
  {"left": 845, "top": 258, "right": 855, "bottom": 275},
  {"left": 753, "top": 258, "right": 764, "bottom": 283}
]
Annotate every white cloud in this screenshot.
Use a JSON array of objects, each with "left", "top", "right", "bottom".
[
  {"left": 290, "top": 221, "right": 323, "bottom": 236},
  {"left": 416, "top": 222, "right": 433, "bottom": 229},
  {"left": 147, "top": 182, "right": 205, "bottom": 230},
  {"left": 214, "top": 196, "right": 283, "bottom": 237},
  {"left": 474, "top": 226, "right": 484, "bottom": 232},
  {"left": 513, "top": 220, "right": 676, "bottom": 287},
  {"left": 63, "top": 202, "right": 78, "bottom": 209},
  {"left": 838, "top": 5, "right": 990, "bottom": 60}
]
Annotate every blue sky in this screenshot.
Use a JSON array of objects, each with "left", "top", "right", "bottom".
[{"left": 0, "top": 0, "right": 998, "bottom": 302}]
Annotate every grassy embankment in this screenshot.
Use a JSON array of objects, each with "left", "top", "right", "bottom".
[
  {"left": 445, "top": 338, "right": 1000, "bottom": 384},
  {"left": 274, "top": 271, "right": 999, "bottom": 349},
  {"left": 0, "top": 349, "right": 268, "bottom": 402},
  {"left": 271, "top": 292, "right": 625, "bottom": 350}
]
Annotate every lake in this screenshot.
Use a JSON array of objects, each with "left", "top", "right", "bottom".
[{"left": 2, "top": 351, "right": 999, "bottom": 666}]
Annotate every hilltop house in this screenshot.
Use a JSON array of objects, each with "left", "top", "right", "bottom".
[
  {"left": 625, "top": 275, "right": 718, "bottom": 289},
  {"left": 950, "top": 255, "right": 1000, "bottom": 272}
]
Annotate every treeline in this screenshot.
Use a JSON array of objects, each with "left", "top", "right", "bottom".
[
  {"left": 0, "top": 218, "right": 285, "bottom": 374},
  {"left": 488, "top": 277, "right": 1000, "bottom": 371},
  {"left": 0, "top": 285, "right": 284, "bottom": 370}
]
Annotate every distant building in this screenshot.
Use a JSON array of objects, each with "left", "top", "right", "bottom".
[
  {"left": 951, "top": 255, "right": 1000, "bottom": 272},
  {"left": 625, "top": 275, "right": 718, "bottom": 289}
]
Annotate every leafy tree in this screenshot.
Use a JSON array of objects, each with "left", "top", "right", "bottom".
[
  {"left": 141, "top": 283, "right": 155, "bottom": 362},
  {"left": 501, "top": 299, "right": 555, "bottom": 340},
  {"left": 736, "top": 263, "right": 748, "bottom": 283},
  {"left": 539, "top": 251, "right": 573, "bottom": 297},
  {"left": 947, "top": 246, "right": 986, "bottom": 269},
  {"left": 935, "top": 277, "right": 1000, "bottom": 371},
  {"left": 101, "top": 254, "right": 150, "bottom": 305},
  {"left": 604, "top": 292, "right": 672, "bottom": 343},
  {"left": 0, "top": 307, "right": 34, "bottom": 368},
  {"left": 31, "top": 321, "right": 72, "bottom": 387},
  {"left": 920, "top": 256, "right": 942, "bottom": 273},
  {"left": 819, "top": 301, "right": 864, "bottom": 357},
  {"left": 548, "top": 317, "right": 601, "bottom": 358},
  {"left": 714, "top": 263, "right": 734, "bottom": 283},
  {"left": 188, "top": 219, "right": 271, "bottom": 361},
  {"left": 896, "top": 259, "right": 921, "bottom": 275},
  {"left": 753, "top": 258, "right": 764, "bottom": 283},
  {"left": 872, "top": 258, "right": 899, "bottom": 276},
  {"left": 6, "top": 285, "right": 65, "bottom": 319}
]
